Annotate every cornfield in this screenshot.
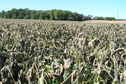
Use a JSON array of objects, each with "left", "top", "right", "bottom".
[{"left": 0, "top": 20, "right": 126, "bottom": 84}]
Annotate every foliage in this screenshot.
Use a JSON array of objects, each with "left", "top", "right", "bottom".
[
  {"left": 0, "top": 20, "right": 126, "bottom": 84},
  {"left": 104, "top": 17, "right": 116, "bottom": 20},
  {"left": 0, "top": 8, "right": 116, "bottom": 21},
  {"left": 0, "top": 9, "right": 84, "bottom": 21},
  {"left": 93, "top": 16, "right": 104, "bottom": 20},
  {"left": 93, "top": 16, "right": 116, "bottom": 20}
]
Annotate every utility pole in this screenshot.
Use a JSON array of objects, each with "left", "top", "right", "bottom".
[{"left": 117, "top": 10, "right": 119, "bottom": 20}]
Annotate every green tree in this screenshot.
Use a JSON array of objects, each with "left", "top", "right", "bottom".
[
  {"left": 49, "top": 10, "right": 56, "bottom": 20},
  {"left": 104, "top": 17, "right": 116, "bottom": 20},
  {"left": 11, "top": 8, "right": 18, "bottom": 19},
  {"left": 0, "top": 12, "right": 1, "bottom": 18},
  {"left": 17, "top": 9, "right": 25, "bottom": 19},
  {"left": 93, "top": 16, "right": 104, "bottom": 20},
  {"left": 39, "top": 11, "right": 49, "bottom": 20},
  {"left": 24, "top": 8, "right": 31, "bottom": 19},
  {"left": 83, "top": 16, "right": 91, "bottom": 20},
  {"left": 1, "top": 10, "right": 5, "bottom": 18}
]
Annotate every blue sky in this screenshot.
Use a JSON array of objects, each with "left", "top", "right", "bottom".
[{"left": 0, "top": 0, "right": 126, "bottom": 19}]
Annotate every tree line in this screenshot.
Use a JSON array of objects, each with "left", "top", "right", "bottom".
[{"left": 0, "top": 8, "right": 116, "bottom": 21}]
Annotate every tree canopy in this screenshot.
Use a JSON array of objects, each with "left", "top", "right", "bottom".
[{"left": 0, "top": 8, "right": 116, "bottom": 21}]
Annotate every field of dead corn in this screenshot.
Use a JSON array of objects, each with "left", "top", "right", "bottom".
[{"left": 0, "top": 19, "right": 126, "bottom": 84}]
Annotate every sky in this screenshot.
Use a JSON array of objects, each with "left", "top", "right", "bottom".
[{"left": 0, "top": 0, "right": 126, "bottom": 19}]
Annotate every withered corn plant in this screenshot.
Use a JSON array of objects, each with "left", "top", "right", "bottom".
[{"left": 0, "top": 21, "right": 126, "bottom": 84}]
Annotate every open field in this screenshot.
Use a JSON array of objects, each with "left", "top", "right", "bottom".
[
  {"left": 85, "top": 20, "right": 126, "bottom": 23},
  {"left": 0, "top": 18, "right": 126, "bottom": 24},
  {"left": 0, "top": 19, "right": 126, "bottom": 84}
]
